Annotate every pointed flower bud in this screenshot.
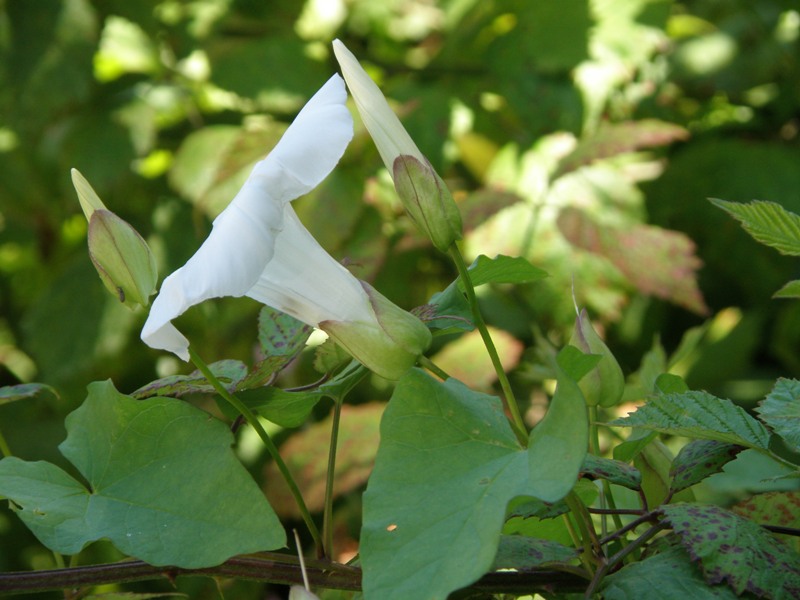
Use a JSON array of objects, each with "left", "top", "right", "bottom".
[
  {"left": 332, "top": 39, "right": 462, "bottom": 251},
  {"left": 71, "top": 169, "right": 158, "bottom": 309},
  {"left": 141, "top": 75, "right": 430, "bottom": 379},
  {"left": 569, "top": 308, "right": 625, "bottom": 407}
]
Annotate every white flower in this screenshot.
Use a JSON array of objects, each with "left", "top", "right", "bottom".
[{"left": 141, "top": 74, "right": 430, "bottom": 379}]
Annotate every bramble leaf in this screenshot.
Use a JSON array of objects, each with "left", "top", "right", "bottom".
[
  {"left": 710, "top": 198, "right": 800, "bottom": 256},
  {"left": 756, "top": 378, "right": 800, "bottom": 453},
  {"left": 132, "top": 359, "right": 248, "bottom": 399},
  {"left": 610, "top": 391, "right": 770, "bottom": 449},
  {"left": 0, "top": 381, "right": 284, "bottom": 567},
  {"left": 661, "top": 503, "right": 800, "bottom": 598},
  {"left": 492, "top": 535, "right": 578, "bottom": 571},
  {"left": 670, "top": 440, "right": 744, "bottom": 493},
  {"left": 0, "top": 383, "right": 58, "bottom": 405}
]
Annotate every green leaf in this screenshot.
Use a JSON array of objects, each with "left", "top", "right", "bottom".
[
  {"left": 661, "top": 503, "right": 800, "bottom": 597},
  {"left": 556, "top": 344, "right": 602, "bottom": 383},
  {"left": 0, "top": 383, "right": 58, "bottom": 405},
  {"left": 581, "top": 454, "right": 642, "bottom": 490},
  {"left": 655, "top": 373, "right": 689, "bottom": 394},
  {"left": 732, "top": 491, "right": 800, "bottom": 552},
  {"left": 528, "top": 367, "right": 588, "bottom": 502},
  {"left": 462, "top": 254, "right": 548, "bottom": 288},
  {"left": 710, "top": 198, "right": 800, "bottom": 256},
  {"left": 610, "top": 391, "right": 770, "bottom": 449},
  {"left": 756, "top": 378, "right": 800, "bottom": 453},
  {"left": 670, "top": 440, "right": 744, "bottom": 494},
  {"left": 774, "top": 280, "right": 800, "bottom": 299},
  {"left": 492, "top": 535, "right": 578, "bottom": 571},
  {"left": 360, "top": 369, "right": 529, "bottom": 600},
  {"left": 132, "top": 360, "right": 248, "bottom": 399},
  {"left": 425, "top": 280, "right": 474, "bottom": 332},
  {"left": 602, "top": 545, "right": 740, "bottom": 600},
  {"left": 240, "top": 387, "right": 325, "bottom": 428},
  {"left": 0, "top": 381, "right": 284, "bottom": 567}
]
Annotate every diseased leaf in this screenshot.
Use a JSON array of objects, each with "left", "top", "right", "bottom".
[
  {"left": 0, "top": 383, "right": 58, "bottom": 405},
  {"left": 0, "top": 381, "right": 284, "bottom": 568},
  {"left": 756, "top": 378, "right": 800, "bottom": 453},
  {"left": 670, "top": 440, "right": 744, "bottom": 493},
  {"left": 610, "top": 391, "right": 771, "bottom": 450},
  {"left": 556, "top": 119, "right": 689, "bottom": 176},
  {"left": 732, "top": 492, "right": 800, "bottom": 552},
  {"left": 710, "top": 199, "right": 800, "bottom": 256},
  {"left": 557, "top": 207, "right": 709, "bottom": 315},
  {"left": 132, "top": 360, "right": 247, "bottom": 399},
  {"left": 360, "top": 369, "right": 530, "bottom": 600},
  {"left": 492, "top": 535, "right": 578, "bottom": 571},
  {"left": 602, "top": 545, "right": 740, "bottom": 600},
  {"left": 581, "top": 454, "right": 641, "bottom": 490},
  {"left": 661, "top": 503, "right": 800, "bottom": 598},
  {"left": 508, "top": 479, "right": 599, "bottom": 521}
]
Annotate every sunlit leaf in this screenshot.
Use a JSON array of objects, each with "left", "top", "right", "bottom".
[
  {"left": 463, "top": 254, "right": 548, "bottom": 288},
  {"left": 0, "top": 381, "right": 284, "bottom": 567},
  {"left": 610, "top": 391, "right": 770, "bottom": 450},
  {"left": 430, "top": 327, "right": 523, "bottom": 390},
  {"left": 710, "top": 199, "right": 800, "bottom": 256},
  {"left": 557, "top": 207, "right": 709, "bottom": 315},
  {"left": 732, "top": 491, "right": 800, "bottom": 552}
]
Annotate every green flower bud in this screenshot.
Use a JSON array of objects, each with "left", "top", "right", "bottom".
[
  {"left": 72, "top": 169, "right": 157, "bottom": 309},
  {"left": 569, "top": 308, "right": 624, "bottom": 407},
  {"left": 393, "top": 154, "right": 463, "bottom": 252},
  {"left": 320, "top": 281, "right": 432, "bottom": 380}
]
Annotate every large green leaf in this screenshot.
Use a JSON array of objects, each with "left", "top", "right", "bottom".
[
  {"left": 462, "top": 254, "right": 548, "bottom": 288},
  {"left": 661, "top": 503, "right": 800, "bottom": 598},
  {"left": 0, "top": 381, "right": 284, "bottom": 568},
  {"left": 756, "top": 378, "right": 800, "bottom": 453},
  {"left": 610, "top": 391, "right": 770, "bottom": 450},
  {"left": 360, "top": 369, "right": 529, "bottom": 600},
  {"left": 710, "top": 199, "right": 800, "bottom": 256}
]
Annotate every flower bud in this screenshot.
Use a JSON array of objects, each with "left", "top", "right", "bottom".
[
  {"left": 569, "top": 308, "right": 624, "bottom": 407},
  {"left": 72, "top": 169, "right": 157, "bottom": 309},
  {"left": 393, "top": 154, "right": 463, "bottom": 252},
  {"left": 320, "top": 281, "right": 432, "bottom": 380}
]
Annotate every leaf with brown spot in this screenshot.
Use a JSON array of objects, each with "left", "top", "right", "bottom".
[
  {"left": 670, "top": 440, "right": 744, "bottom": 494},
  {"left": 558, "top": 207, "right": 708, "bottom": 314},
  {"left": 732, "top": 491, "right": 800, "bottom": 552}
]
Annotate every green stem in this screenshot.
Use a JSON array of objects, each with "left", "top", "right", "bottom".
[
  {"left": 418, "top": 355, "right": 451, "bottom": 380},
  {"left": 448, "top": 244, "right": 528, "bottom": 446},
  {"left": 564, "top": 491, "right": 602, "bottom": 572},
  {"left": 323, "top": 398, "right": 343, "bottom": 560},
  {"left": 188, "top": 348, "right": 323, "bottom": 557},
  {"left": 0, "top": 427, "right": 12, "bottom": 458}
]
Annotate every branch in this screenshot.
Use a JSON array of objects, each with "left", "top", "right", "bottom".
[{"left": 0, "top": 553, "right": 587, "bottom": 596}]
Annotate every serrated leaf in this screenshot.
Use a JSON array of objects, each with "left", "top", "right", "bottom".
[
  {"left": 732, "top": 491, "right": 800, "bottom": 552},
  {"left": 774, "top": 280, "right": 800, "bottom": 299},
  {"left": 492, "top": 535, "right": 578, "bottom": 571},
  {"left": 557, "top": 207, "right": 709, "bottom": 315},
  {"left": 610, "top": 391, "right": 770, "bottom": 450},
  {"left": 0, "top": 381, "right": 284, "bottom": 567},
  {"left": 507, "top": 479, "right": 599, "bottom": 521},
  {"left": 132, "top": 360, "right": 247, "bottom": 399},
  {"left": 756, "top": 378, "right": 800, "bottom": 453},
  {"left": 360, "top": 369, "right": 530, "bottom": 600},
  {"left": 670, "top": 440, "right": 744, "bottom": 493},
  {"left": 461, "top": 254, "right": 548, "bottom": 288},
  {"left": 710, "top": 198, "right": 800, "bottom": 256},
  {"left": 581, "top": 454, "right": 641, "bottom": 490},
  {"left": 602, "top": 545, "right": 740, "bottom": 600},
  {"left": 0, "top": 383, "right": 58, "bottom": 405},
  {"left": 661, "top": 503, "right": 800, "bottom": 598}
]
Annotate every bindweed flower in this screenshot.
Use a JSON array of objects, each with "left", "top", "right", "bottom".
[
  {"left": 141, "top": 75, "right": 431, "bottom": 380},
  {"left": 332, "top": 39, "right": 462, "bottom": 252},
  {"left": 569, "top": 308, "right": 624, "bottom": 407},
  {"left": 71, "top": 168, "right": 158, "bottom": 309}
]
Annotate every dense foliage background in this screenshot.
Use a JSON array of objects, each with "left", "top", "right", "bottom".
[{"left": 1, "top": 0, "right": 799, "bottom": 597}]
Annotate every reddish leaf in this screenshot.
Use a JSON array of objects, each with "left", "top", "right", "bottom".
[
  {"left": 732, "top": 492, "right": 800, "bottom": 552},
  {"left": 558, "top": 207, "right": 709, "bottom": 314}
]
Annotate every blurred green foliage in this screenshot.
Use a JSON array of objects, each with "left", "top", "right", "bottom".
[{"left": 1, "top": 0, "right": 799, "bottom": 595}]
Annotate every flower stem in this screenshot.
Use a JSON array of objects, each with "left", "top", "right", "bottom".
[
  {"left": 417, "top": 355, "right": 450, "bottom": 380},
  {"left": 448, "top": 244, "right": 528, "bottom": 445},
  {"left": 323, "top": 398, "right": 344, "bottom": 560},
  {"left": 188, "top": 348, "right": 323, "bottom": 557}
]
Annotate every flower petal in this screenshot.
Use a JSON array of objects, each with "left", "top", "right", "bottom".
[{"left": 142, "top": 75, "right": 353, "bottom": 360}]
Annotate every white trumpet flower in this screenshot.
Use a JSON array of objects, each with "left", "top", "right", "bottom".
[{"left": 141, "top": 74, "right": 430, "bottom": 379}]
